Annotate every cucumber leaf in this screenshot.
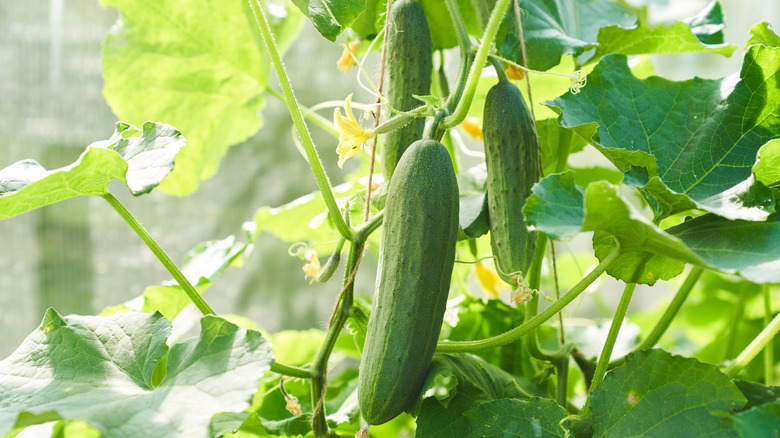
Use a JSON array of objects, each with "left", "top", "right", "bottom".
[
  {"left": 588, "top": 349, "right": 745, "bottom": 438},
  {"left": 0, "top": 310, "right": 273, "bottom": 437},
  {"left": 290, "top": 0, "right": 365, "bottom": 41},
  {"left": 413, "top": 353, "right": 545, "bottom": 437},
  {"left": 101, "top": 0, "right": 302, "bottom": 196},
  {"left": 547, "top": 42, "right": 780, "bottom": 221},
  {"left": 524, "top": 173, "right": 699, "bottom": 264},
  {"left": 0, "top": 122, "right": 184, "bottom": 220},
  {"left": 666, "top": 211, "right": 780, "bottom": 284},
  {"left": 464, "top": 398, "right": 567, "bottom": 438},
  {"left": 591, "top": 1, "right": 735, "bottom": 60}
]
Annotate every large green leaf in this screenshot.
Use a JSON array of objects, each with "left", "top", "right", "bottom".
[
  {"left": 101, "top": 0, "right": 302, "bottom": 196},
  {"left": 413, "top": 354, "right": 544, "bottom": 437},
  {"left": 589, "top": 349, "right": 745, "bottom": 438},
  {"left": 291, "top": 0, "right": 365, "bottom": 41},
  {"left": 667, "top": 211, "right": 780, "bottom": 284},
  {"left": 464, "top": 398, "right": 567, "bottom": 438},
  {"left": 0, "top": 310, "right": 273, "bottom": 437},
  {"left": 592, "top": 1, "right": 735, "bottom": 60},
  {"left": 0, "top": 122, "right": 184, "bottom": 220},
  {"left": 524, "top": 173, "right": 700, "bottom": 284},
  {"left": 548, "top": 44, "right": 780, "bottom": 220}
]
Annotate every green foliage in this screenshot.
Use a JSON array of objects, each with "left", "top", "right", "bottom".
[
  {"left": 588, "top": 349, "right": 746, "bottom": 437},
  {"left": 548, "top": 45, "right": 780, "bottom": 221},
  {"left": 0, "top": 122, "right": 183, "bottom": 219},
  {"left": 101, "top": 0, "right": 302, "bottom": 196},
  {"left": 1, "top": 0, "right": 779, "bottom": 437},
  {"left": 0, "top": 311, "right": 273, "bottom": 437}
]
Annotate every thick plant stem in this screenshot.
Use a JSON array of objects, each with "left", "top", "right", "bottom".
[
  {"left": 764, "top": 284, "right": 775, "bottom": 384},
  {"left": 248, "top": 0, "right": 352, "bottom": 241},
  {"left": 590, "top": 281, "right": 638, "bottom": 391},
  {"left": 437, "top": 244, "right": 621, "bottom": 352},
  {"left": 726, "top": 309, "right": 780, "bottom": 379},
  {"left": 310, "top": 241, "right": 363, "bottom": 437},
  {"left": 101, "top": 193, "right": 215, "bottom": 316},
  {"left": 443, "top": 0, "right": 511, "bottom": 128}
]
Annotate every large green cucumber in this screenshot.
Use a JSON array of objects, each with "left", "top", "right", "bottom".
[
  {"left": 358, "top": 139, "right": 459, "bottom": 425},
  {"left": 381, "top": 0, "right": 433, "bottom": 180},
  {"left": 483, "top": 80, "right": 540, "bottom": 285}
]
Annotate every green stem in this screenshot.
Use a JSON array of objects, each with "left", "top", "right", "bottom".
[
  {"left": 101, "top": 193, "right": 215, "bottom": 316},
  {"left": 440, "top": 130, "right": 460, "bottom": 174},
  {"left": 554, "top": 128, "right": 573, "bottom": 173},
  {"left": 725, "top": 284, "right": 751, "bottom": 360},
  {"left": 355, "top": 210, "right": 384, "bottom": 242},
  {"left": 607, "top": 266, "right": 704, "bottom": 370},
  {"left": 764, "top": 284, "right": 775, "bottom": 384},
  {"left": 726, "top": 309, "right": 780, "bottom": 379},
  {"left": 488, "top": 55, "right": 509, "bottom": 83},
  {"left": 443, "top": 0, "right": 511, "bottom": 128},
  {"left": 271, "top": 362, "right": 313, "bottom": 379},
  {"left": 310, "top": 241, "right": 363, "bottom": 436},
  {"left": 248, "top": 0, "right": 353, "bottom": 241},
  {"left": 590, "top": 256, "right": 649, "bottom": 391},
  {"left": 638, "top": 266, "right": 703, "bottom": 351},
  {"left": 443, "top": 0, "right": 473, "bottom": 115},
  {"left": 590, "top": 282, "right": 637, "bottom": 391},
  {"left": 524, "top": 233, "right": 556, "bottom": 361},
  {"left": 437, "top": 244, "right": 621, "bottom": 352}
]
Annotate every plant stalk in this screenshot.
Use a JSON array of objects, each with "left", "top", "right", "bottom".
[
  {"left": 443, "top": 0, "right": 511, "bottom": 128},
  {"left": 101, "top": 193, "right": 215, "bottom": 316},
  {"left": 310, "top": 241, "right": 363, "bottom": 436},
  {"left": 437, "top": 244, "right": 621, "bottom": 352},
  {"left": 248, "top": 0, "right": 353, "bottom": 241},
  {"left": 764, "top": 284, "right": 775, "bottom": 384},
  {"left": 726, "top": 308, "right": 780, "bottom": 379},
  {"left": 590, "top": 256, "right": 650, "bottom": 391}
]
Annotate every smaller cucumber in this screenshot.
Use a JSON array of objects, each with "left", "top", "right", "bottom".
[{"left": 483, "top": 80, "right": 540, "bottom": 284}]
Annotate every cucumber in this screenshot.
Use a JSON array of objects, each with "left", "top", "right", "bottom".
[
  {"left": 358, "top": 139, "right": 459, "bottom": 425},
  {"left": 381, "top": 0, "right": 433, "bottom": 180},
  {"left": 483, "top": 80, "right": 540, "bottom": 285}
]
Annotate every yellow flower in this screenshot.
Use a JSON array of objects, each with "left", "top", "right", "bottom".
[
  {"left": 302, "top": 250, "right": 321, "bottom": 283},
  {"left": 475, "top": 261, "right": 510, "bottom": 299},
  {"left": 505, "top": 64, "right": 526, "bottom": 80},
  {"left": 337, "top": 41, "right": 361, "bottom": 72},
  {"left": 334, "top": 94, "right": 373, "bottom": 168},
  {"left": 460, "top": 116, "right": 483, "bottom": 140}
]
